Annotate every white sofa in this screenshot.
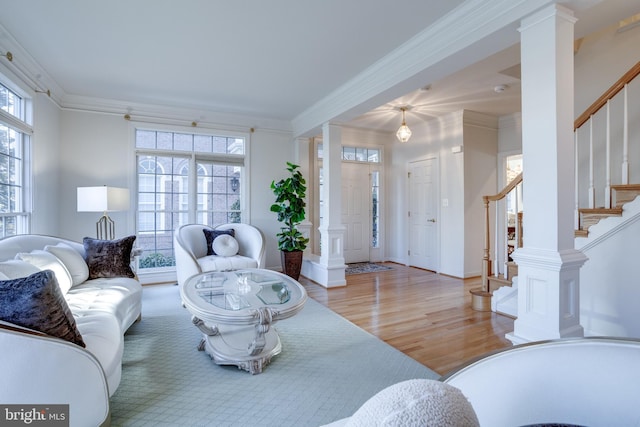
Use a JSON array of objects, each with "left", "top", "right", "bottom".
[
  {"left": 174, "top": 223, "right": 266, "bottom": 287},
  {"left": 325, "top": 337, "right": 640, "bottom": 427},
  {"left": 0, "top": 234, "right": 142, "bottom": 427}
]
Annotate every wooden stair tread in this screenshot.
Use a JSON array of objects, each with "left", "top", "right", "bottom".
[
  {"left": 579, "top": 207, "right": 623, "bottom": 215},
  {"left": 611, "top": 184, "right": 640, "bottom": 191},
  {"left": 488, "top": 275, "right": 512, "bottom": 291}
]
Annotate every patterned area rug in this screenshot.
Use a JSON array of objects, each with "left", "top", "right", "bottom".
[
  {"left": 110, "top": 284, "right": 437, "bottom": 426},
  {"left": 345, "top": 262, "right": 393, "bottom": 275}
]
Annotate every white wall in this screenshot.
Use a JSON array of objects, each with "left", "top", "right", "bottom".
[
  {"left": 247, "top": 129, "right": 296, "bottom": 270},
  {"left": 59, "top": 110, "right": 132, "bottom": 241},
  {"left": 462, "top": 113, "right": 499, "bottom": 277},
  {"left": 31, "top": 95, "right": 62, "bottom": 235}
]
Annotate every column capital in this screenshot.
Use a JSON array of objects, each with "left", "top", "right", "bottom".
[
  {"left": 519, "top": 3, "right": 577, "bottom": 33},
  {"left": 512, "top": 247, "right": 588, "bottom": 271}
]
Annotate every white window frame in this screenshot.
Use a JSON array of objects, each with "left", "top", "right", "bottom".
[
  {"left": 0, "top": 71, "right": 33, "bottom": 237},
  {"left": 132, "top": 124, "right": 250, "bottom": 277}
]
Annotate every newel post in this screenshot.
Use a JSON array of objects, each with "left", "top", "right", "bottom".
[
  {"left": 470, "top": 195, "right": 493, "bottom": 312},
  {"left": 481, "top": 196, "right": 491, "bottom": 292}
]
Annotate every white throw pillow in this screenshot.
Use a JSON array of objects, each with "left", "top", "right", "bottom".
[
  {"left": 212, "top": 234, "right": 239, "bottom": 257},
  {"left": 15, "top": 250, "right": 74, "bottom": 294},
  {"left": 45, "top": 243, "right": 89, "bottom": 286},
  {"left": 345, "top": 379, "right": 479, "bottom": 427},
  {"left": 0, "top": 260, "right": 41, "bottom": 279}
]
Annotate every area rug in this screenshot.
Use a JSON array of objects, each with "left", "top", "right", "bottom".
[
  {"left": 109, "top": 284, "right": 438, "bottom": 426},
  {"left": 345, "top": 262, "right": 393, "bottom": 275}
]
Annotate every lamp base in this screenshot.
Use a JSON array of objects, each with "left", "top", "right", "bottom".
[{"left": 97, "top": 214, "right": 115, "bottom": 240}]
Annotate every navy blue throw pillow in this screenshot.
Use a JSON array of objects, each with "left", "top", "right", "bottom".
[
  {"left": 0, "top": 270, "right": 85, "bottom": 347},
  {"left": 83, "top": 235, "right": 136, "bottom": 279}
]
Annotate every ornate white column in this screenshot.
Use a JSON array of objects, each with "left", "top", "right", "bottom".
[
  {"left": 316, "top": 123, "right": 346, "bottom": 287},
  {"left": 507, "top": 4, "right": 587, "bottom": 344}
]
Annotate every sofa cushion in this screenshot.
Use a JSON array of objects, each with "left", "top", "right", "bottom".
[
  {"left": 212, "top": 234, "right": 239, "bottom": 257},
  {"left": 83, "top": 236, "right": 136, "bottom": 279},
  {"left": 0, "top": 270, "right": 86, "bottom": 347},
  {"left": 66, "top": 277, "right": 143, "bottom": 333},
  {"left": 345, "top": 379, "right": 479, "bottom": 427},
  {"left": 73, "top": 309, "right": 124, "bottom": 396},
  {"left": 0, "top": 260, "right": 40, "bottom": 279},
  {"left": 203, "top": 228, "right": 234, "bottom": 256},
  {"left": 45, "top": 243, "right": 89, "bottom": 286},
  {"left": 15, "top": 249, "right": 74, "bottom": 294},
  {"left": 197, "top": 254, "right": 257, "bottom": 272}
]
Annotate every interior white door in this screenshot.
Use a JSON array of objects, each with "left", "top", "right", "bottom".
[
  {"left": 408, "top": 158, "right": 438, "bottom": 271},
  {"left": 342, "top": 163, "right": 371, "bottom": 263}
]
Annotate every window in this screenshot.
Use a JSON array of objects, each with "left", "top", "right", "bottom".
[
  {"left": 317, "top": 144, "right": 381, "bottom": 163},
  {"left": 135, "top": 129, "right": 246, "bottom": 271},
  {"left": 371, "top": 171, "right": 380, "bottom": 248},
  {"left": 0, "top": 81, "right": 31, "bottom": 237}
]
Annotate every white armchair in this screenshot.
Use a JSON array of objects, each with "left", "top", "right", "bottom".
[{"left": 174, "top": 223, "right": 266, "bottom": 287}]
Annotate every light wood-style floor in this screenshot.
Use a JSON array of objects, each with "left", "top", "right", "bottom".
[{"left": 297, "top": 263, "right": 514, "bottom": 375}]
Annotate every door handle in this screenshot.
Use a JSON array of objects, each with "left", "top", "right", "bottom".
[{"left": 428, "top": 218, "right": 436, "bottom": 223}]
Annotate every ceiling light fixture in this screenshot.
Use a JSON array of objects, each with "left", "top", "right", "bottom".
[{"left": 396, "top": 107, "right": 412, "bottom": 143}]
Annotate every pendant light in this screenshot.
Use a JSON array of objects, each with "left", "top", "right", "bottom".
[{"left": 396, "top": 107, "right": 412, "bottom": 142}]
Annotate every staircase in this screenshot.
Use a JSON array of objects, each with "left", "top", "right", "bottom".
[{"left": 489, "top": 60, "right": 640, "bottom": 324}]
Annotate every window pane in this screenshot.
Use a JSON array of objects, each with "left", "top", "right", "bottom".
[
  {"left": 194, "top": 135, "right": 212, "bottom": 152},
  {"left": 174, "top": 133, "right": 192, "bottom": 152},
  {"left": 157, "top": 132, "right": 173, "bottom": 150},
  {"left": 0, "top": 83, "right": 22, "bottom": 120},
  {"left": 136, "top": 130, "right": 156, "bottom": 149},
  {"left": 372, "top": 171, "right": 380, "bottom": 248},
  {"left": 343, "top": 147, "right": 356, "bottom": 161},
  {"left": 368, "top": 149, "right": 380, "bottom": 163}
]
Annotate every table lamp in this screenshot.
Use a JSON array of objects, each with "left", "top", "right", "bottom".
[{"left": 77, "top": 186, "right": 130, "bottom": 240}]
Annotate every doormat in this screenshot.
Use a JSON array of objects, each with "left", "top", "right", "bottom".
[{"left": 345, "top": 262, "right": 393, "bottom": 275}]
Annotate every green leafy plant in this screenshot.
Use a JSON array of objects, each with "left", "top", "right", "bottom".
[{"left": 270, "top": 162, "right": 310, "bottom": 252}]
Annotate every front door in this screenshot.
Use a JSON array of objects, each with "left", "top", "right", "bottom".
[
  {"left": 342, "top": 163, "right": 371, "bottom": 263},
  {"left": 408, "top": 158, "right": 438, "bottom": 271}
]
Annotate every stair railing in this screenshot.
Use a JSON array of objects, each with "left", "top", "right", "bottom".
[
  {"left": 574, "top": 61, "right": 640, "bottom": 228},
  {"left": 481, "top": 172, "right": 523, "bottom": 293}
]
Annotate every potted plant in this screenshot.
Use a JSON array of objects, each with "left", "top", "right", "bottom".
[{"left": 270, "top": 162, "right": 309, "bottom": 280}]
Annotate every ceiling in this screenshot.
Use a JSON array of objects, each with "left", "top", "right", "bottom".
[{"left": 0, "top": 0, "right": 637, "bottom": 135}]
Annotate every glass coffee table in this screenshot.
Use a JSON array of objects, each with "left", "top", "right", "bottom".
[{"left": 180, "top": 269, "right": 307, "bottom": 374}]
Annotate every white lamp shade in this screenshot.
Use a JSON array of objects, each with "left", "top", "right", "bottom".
[{"left": 77, "top": 186, "right": 130, "bottom": 212}]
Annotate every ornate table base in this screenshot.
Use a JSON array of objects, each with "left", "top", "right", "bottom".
[{"left": 193, "top": 316, "right": 282, "bottom": 374}]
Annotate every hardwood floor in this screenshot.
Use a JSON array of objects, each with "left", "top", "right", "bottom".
[{"left": 297, "top": 263, "right": 514, "bottom": 375}]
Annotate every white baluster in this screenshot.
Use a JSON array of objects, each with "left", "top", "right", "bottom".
[
  {"left": 588, "top": 116, "right": 595, "bottom": 209},
  {"left": 574, "top": 130, "right": 579, "bottom": 229},
  {"left": 605, "top": 100, "right": 611, "bottom": 209},
  {"left": 622, "top": 83, "right": 629, "bottom": 185}
]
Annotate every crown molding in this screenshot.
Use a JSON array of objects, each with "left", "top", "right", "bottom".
[
  {"left": 0, "top": 23, "right": 63, "bottom": 105},
  {"left": 291, "top": 0, "right": 555, "bottom": 138},
  {"left": 463, "top": 110, "right": 500, "bottom": 129},
  {"left": 499, "top": 112, "right": 522, "bottom": 130},
  {"left": 60, "top": 93, "right": 293, "bottom": 134}
]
